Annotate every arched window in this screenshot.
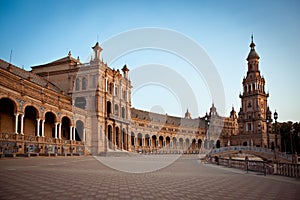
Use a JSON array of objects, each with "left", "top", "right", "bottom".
[
  {"left": 109, "top": 83, "right": 114, "bottom": 94},
  {"left": 107, "top": 101, "right": 112, "bottom": 116},
  {"left": 114, "top": 104, "right": 119, "bottom": 116},
  {"left": 75, "top": 78, "right": 80, "bottom": 91},
  {"left": 115, "top": 86, "right": 118, "bottom": 96},
  {"left": 121, "top": 107, "right": 125, "bottom": 118},
  {"left": 82, "top": 77, "right": 87, "bottom": 90}
]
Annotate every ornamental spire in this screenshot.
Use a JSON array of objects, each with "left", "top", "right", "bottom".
[{"left": 247, "top": 34, "right": 260, "bottom": 61}]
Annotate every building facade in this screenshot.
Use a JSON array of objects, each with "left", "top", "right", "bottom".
[{"left": 0, "top": 38, "right": 278, "bottom": 156}]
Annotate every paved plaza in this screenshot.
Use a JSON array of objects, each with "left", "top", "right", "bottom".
[{"left": 0, "top": 155, "right": 299, "bottom": 200}]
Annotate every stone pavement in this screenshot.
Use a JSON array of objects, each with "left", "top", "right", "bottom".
[{"left": 0, "top": 155, "right": 299, "bottom": 200}]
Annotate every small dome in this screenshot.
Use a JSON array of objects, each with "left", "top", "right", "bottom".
[
  {"left": 247, "top": 48, "right": 260, "bottom": 61},
  {"left": 246, "top": 35, "right": 260, "bottom": 61}
]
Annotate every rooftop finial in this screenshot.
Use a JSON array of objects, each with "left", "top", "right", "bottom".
[{"left": 249, "top": 34, "right": 256, "bottom": 50}]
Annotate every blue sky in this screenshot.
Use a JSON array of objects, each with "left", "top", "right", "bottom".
[{"left": 0, "top": 0, "right": 299, "bottom": 122}]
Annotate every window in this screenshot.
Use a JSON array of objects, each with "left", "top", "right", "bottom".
[
  {"left": 247, "top": 123, "right": 252, "bottom": 131},
  {"left": 75, "top": 78, "right": 80, "bottom": 91},
  {"left": 115, "top": 86, "right": 118, "bottom": 96},
  {"left": 109, "top": 83, "right": 113, "bottom": 94},
  {"left": 122, "top": 107, "right": 125, "bottom": 118},
  {"left": 114, "top": 104, "right": 119, "bottom": 116},
  {"left": 82, "top": 77, "right": 87, "bottom": 90}
]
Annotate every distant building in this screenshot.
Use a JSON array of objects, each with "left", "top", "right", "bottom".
[{"left": 0, "top": 37, "right": 278, "bottom": 155}]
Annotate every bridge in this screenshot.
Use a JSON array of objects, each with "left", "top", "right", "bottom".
[{"left": 207, "top": 146, "right": 294, "bottom": 163}]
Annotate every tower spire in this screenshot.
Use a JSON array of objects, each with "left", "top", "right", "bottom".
[{"left": 247, "top": 34, "right": 259, "bottom": 61}]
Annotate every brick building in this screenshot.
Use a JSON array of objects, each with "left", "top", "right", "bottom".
[{"left": 0, "top": 38, "right": 278, "bottom": 156}]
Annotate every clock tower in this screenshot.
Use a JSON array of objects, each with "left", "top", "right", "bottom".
[{"left": 238, "top": 36, "right": 272, "bottom": 148}]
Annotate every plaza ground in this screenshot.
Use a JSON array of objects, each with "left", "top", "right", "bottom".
[{"left": 0, "top": 155, "right": 299, "bottom": 200}]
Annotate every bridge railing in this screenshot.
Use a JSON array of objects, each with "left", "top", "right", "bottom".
[
  {"left": 209, "top": 146, "right": 292, "bottom": 161},
  {"left": 211, "top": 157, "right": 300, "bottom": 178},
  {"left": 276, "top": 163, "right": 300, "bottom": 178}
]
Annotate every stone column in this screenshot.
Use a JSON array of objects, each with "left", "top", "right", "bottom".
[
  {"left": 36, "top": 119, "right": 40, "bottom": 137},
  {"left": 15, "top": 113, "right": 19, "bottom": 134},
  {"left": 54, "top": 123, "right": 58, "bottom": 139},
  {"left": 41, "top": 120, "right": 45, "bottom": 137},
  {"left": 58, "top": 123, "right": 62, "bottom": 139},
  {"left": 73, "top": 127, "right": 76, "bottom": 141},
  {"left": 20, "top": 114, "right": 24, "bottom": 135},
  {"left": 70, "top": 126, "right": 73, "bottom": 140}
]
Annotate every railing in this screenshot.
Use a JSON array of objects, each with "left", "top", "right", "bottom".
[
  {"left": 210, "top": 157, "right": 300, "bottom": 178},
  {"left": 209, "top": 146, "right": 293, "bottom": 162},
  {"left": 276, "top": 163, "right": 300, "bottom": 178},
  {"left": 0, "top": 132, "right": 85, "bottom": 156}
]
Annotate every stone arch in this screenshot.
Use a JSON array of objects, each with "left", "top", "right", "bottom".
[
  {"left": 179, "top": 138, "right": 184, "bottom": 149},
  {"left": 107, "top": 125, "right": 113, "bottom": 149},
  {"left": 185, "top": 138, "right": 190, "bottom": 148},
  {"left": 137, "top": 133, "right": 143, "bottom": 147},
  {"left": 145, "top": 134, "right": 150, "bottom": 147},
  {"left": 166, "top": 136, "right": 171, "bottom": 148},
  {"left": 191, "top": 139, "right": 196, "bottom": 149},
  {"left": 0, "top": 97, "right": 16, "bottom": 133},
  {"left": 198, "top": 139, "right": 202, "bottom": 149},
  {"left": 131, "top": 132, "right": 135, "bottom": 146},
  {"left": 152, "top": 135, "right": 157, "bottom": 147},
  {"left": 75, "top": 120, "right": 84, "bottom": 141},
  {"left": 159, "top": 135, "right": 164, "bottom": 147},
  {"left": 44, "top": 112, "right": 57, "bottom": 138},
  {"left": 122, "top": 128, "right": 127, "bottom": 149},
  {"left": 61, "top": 116, "right": 71, "bottom": 140},
  {"left": 172, "top": 137, "right": 177, "bottom": 149},
  {"left": 24, "top": 105, "right": 39, "bottom": 136},
  {"left": 115, "top": 126, "right": 120, "bottom": 148},
  {"left": 216, "top": 140, "right": 221, "bottom": 148}
]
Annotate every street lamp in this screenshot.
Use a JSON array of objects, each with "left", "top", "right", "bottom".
[
  {"left": 206, "top": 121, "right": 210, "bottom": 149},
  {"left": 274, "top": 110, "right": 278, "bottom": 150},
  {"left": 266, "top": 117, "right": 270, "bottom": 149},
  {"left": 290, "top": 126, "right": 294, "bottom": 155}
]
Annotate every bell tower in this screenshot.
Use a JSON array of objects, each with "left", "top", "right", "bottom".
[{"left": 238, "top": 36, "right": 270, "bottom": 147}]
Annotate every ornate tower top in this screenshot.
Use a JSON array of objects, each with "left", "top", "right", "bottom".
[
  {"left": 184, "top": 109, "right": 191, "bottom": 119},
  {"left": 92, "top": 42, "right": 103, "bottom": 61},
  {"left": 247, "top": 35, "right": 260, "bottom": 61}
]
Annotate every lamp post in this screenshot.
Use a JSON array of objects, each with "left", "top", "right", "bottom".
[
  {"left": 274, "top": 110, "right": 278, "bottom": 149},
  {"left": 207, "top": 121, "right": 210, "bottom": 149},
  {"left": 290, "top": 126, "right": 294, "bottom": 162},
  {"left": 266, "top": 117, "right": 270, "bottom": 149}
]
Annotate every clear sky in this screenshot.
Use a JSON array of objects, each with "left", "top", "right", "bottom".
[{"left": 0, "top": 0, "right": 299, "bottom": 122}]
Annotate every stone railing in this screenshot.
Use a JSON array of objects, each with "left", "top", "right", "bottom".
[
  {"left": 209, "top": 146, "right": 293, "bottom": 162},
  {"left": 0, "top": 132, "right": 85, "bottom": 156},
  {"left": 276, "top": 163, "right": 300, "bottom": 178},
  {"left": 210, "top": 157, "right": 300, "bottom": 178}
]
